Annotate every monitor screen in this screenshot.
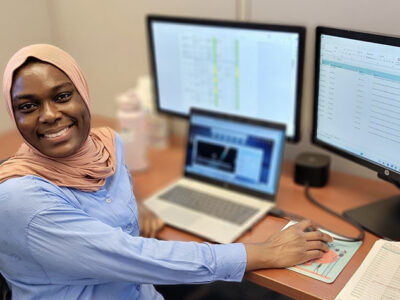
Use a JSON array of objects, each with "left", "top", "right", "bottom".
[
  {"left": 312, "top": 26, "right": 400, "bottom": 240},
  {"left": 147, "top": 15, "right": 305, "bottom": 142}
]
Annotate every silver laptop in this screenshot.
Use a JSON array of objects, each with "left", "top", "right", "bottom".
[{"left": 144, "top": 108, "right": 286, "bottom": 243}]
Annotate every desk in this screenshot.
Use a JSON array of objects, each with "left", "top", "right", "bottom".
[
  {"left": 133, "top": 135, "right": 399, "bottom": 300},
  {"left": 1, "top": 118, "right": 398, "bottom": 300}
]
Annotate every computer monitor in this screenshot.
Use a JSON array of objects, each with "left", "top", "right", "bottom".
[
  {"left": 147, "top": 15, "right": 305, "bottom": 142},
  {"left": 312, "top": 26, "right": 400, "bottom": 240}
]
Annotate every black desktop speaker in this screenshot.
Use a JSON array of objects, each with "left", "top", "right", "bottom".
[{"left": 294, "top": 152, "right": 330, "bottom": 187}]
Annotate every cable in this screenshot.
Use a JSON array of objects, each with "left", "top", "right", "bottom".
[
  {"left": 304, "top": 183, "right": 364, "bottom": 242},
  {"left": 269, "top": 183, "right": 365, "bottom": 242}
]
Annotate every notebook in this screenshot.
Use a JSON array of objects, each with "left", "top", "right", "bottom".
[{"left": 144, "top": 108, "right": 286, "bottom": 243}]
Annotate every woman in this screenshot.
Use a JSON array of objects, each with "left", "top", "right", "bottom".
[{"left": 0, "top": 44, "right": 332, "bottom": 300}]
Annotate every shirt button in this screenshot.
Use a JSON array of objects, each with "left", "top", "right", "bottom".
[
  {"left": 105, "top": 198, "right": 112, "bottom": 204},
  {"left": 136, "top": 285, "right": 141, "bottom": 291},
  {"left": 126, "top": 223, "right": 133, "bottom": 233}
]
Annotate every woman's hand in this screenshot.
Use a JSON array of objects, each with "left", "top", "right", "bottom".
[
  {"left": 244, "top": 219, "right": 333, "bottom": 271},
  {"left": 137, "top": 202, "right": 164, "bottom": 238}
]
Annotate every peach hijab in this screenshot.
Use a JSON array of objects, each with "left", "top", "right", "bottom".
[{"left": 0, "top": 44, "right": 116, "bottom": 192}]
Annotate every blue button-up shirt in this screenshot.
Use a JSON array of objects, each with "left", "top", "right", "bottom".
[{"left": 0, "top": 133, "right": 246, "bottom": 299}]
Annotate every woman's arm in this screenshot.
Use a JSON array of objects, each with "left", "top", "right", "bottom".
[{"left": 26, "top": 202, "right": 246, "bottom": 285}]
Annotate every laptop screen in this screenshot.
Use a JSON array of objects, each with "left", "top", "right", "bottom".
[{"left": 185, "top": 109, "right": 286, "bottom": 199}]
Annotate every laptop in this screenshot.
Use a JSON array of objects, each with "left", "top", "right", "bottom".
[{"left": 144, "top": 108, "right": 286, "bottom": 243}]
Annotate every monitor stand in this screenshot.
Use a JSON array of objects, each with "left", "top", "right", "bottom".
[{"left": 343, "top": 195, "right": 400, "bottom": 241}]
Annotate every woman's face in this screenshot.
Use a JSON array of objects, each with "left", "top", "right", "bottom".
[{"left": 11, "top": 62, "right": 91, "bottom": 158}]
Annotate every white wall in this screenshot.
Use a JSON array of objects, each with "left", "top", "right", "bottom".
[
  {"left": 0, "top": 0, "right": 236, "bottom": 132},
  {"left": 0, "top": 0, "right": 53, "bottom": 131},
  {"left": 47, "top": 0, "right": 236, "bottom": 130}
]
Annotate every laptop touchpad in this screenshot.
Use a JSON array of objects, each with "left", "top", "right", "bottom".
[{"left": 160, "top": 206, "right": 198, "bottom": 227}]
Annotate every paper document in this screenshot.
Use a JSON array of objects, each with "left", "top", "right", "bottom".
[{"left": 335, "top": 239, "right": 400, "bottom": 300}]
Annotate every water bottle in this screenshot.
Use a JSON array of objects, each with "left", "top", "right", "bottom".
[{"left": 115, "top": 90, "right": 148, "bottom": 172}]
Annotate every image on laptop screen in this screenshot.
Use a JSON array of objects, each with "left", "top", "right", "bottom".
[{"left": 185, "top": 109, "right": 286, "bottom": 198}]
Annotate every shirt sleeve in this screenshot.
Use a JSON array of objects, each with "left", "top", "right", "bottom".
[{"left": 27, "top": 199, "right": 247, "bottom": 285}]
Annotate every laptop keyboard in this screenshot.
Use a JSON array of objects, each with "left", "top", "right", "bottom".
[{"left": 159, "top": 185, "right": 259, "bottom": 225}]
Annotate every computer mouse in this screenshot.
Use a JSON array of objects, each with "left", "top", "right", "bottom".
[{"left": 304, "top": 226, "right": 315, "bottom": 232}]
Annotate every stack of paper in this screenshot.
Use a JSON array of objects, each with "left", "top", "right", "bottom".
[{"left": 335, "top": 239, "right": 400, "bottom": 299}]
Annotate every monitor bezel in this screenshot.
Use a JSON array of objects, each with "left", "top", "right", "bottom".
[
  {"left": 312, "top": 26, "right": 400, "bottom": 184},
  {"left": 185, "top": 107, "right": 286, "bottom": 201},
  {"left": 147, "top": 14, "right": 305, "bottom": 143}
]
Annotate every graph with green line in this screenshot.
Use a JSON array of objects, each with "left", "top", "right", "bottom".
[
  {"left": 150, "top": 19, "right": 302, "bottom": 138},
  {"left": 179, "top": 34, "right": 242, "bottom": 112}
]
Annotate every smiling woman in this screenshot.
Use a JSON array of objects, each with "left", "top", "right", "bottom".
[
  {"left": 0, "top": 45, "right": 117, "bottom": 191},
  {"left": 11, "top": 60, "right": 90, "bottom": 158},
  {"left": 0, "top": 44, "right": 332, "bottom": 300}
]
